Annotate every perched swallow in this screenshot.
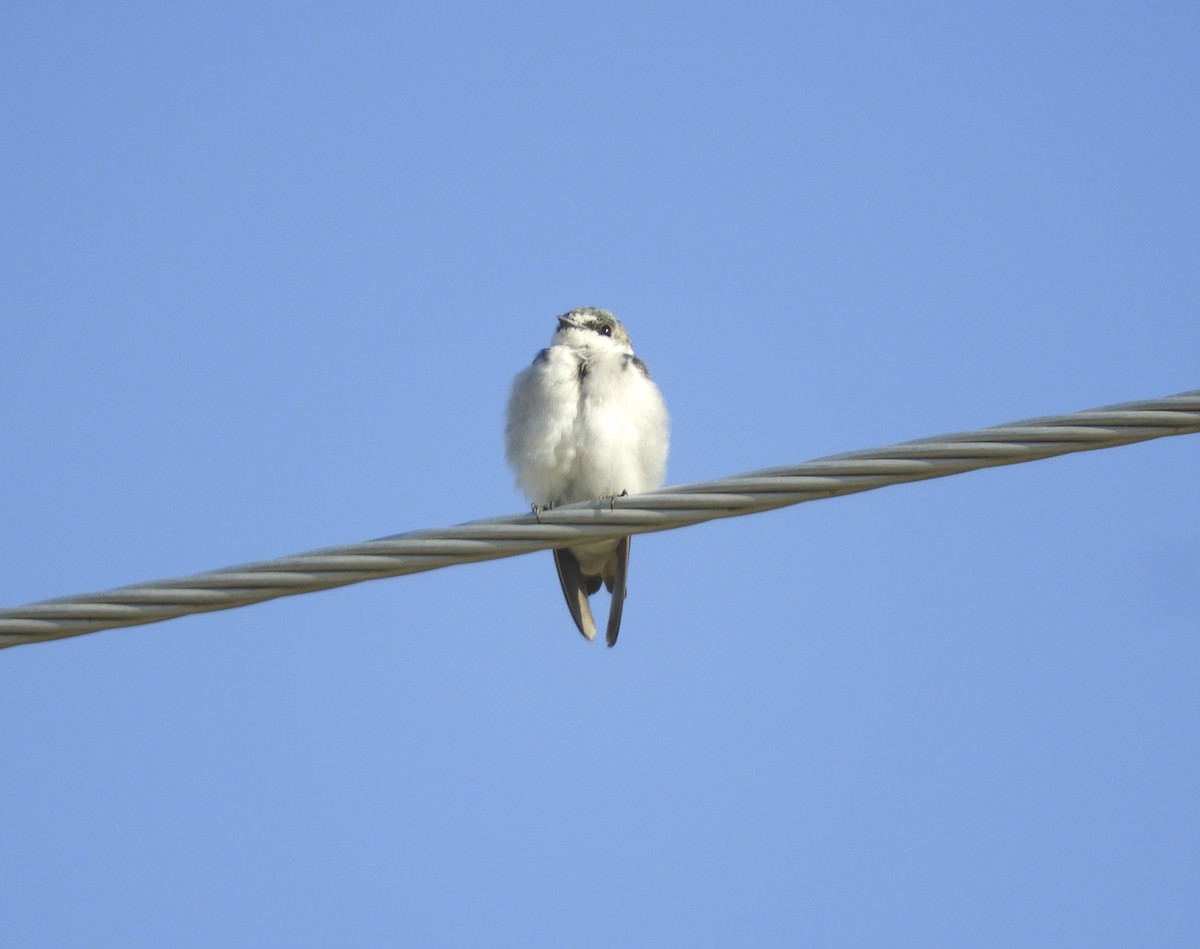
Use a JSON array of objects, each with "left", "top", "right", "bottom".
[{"left": 505, "top": 307, "right": 669, "bottom": 646}]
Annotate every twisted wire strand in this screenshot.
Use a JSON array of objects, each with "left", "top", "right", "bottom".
[{"left": 3, "top": 389, "right": 1197, "bottom": 649}]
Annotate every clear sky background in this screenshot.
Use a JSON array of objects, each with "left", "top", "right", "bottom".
[{"left": 3, "top": 3, "right": 1198, "bottom": 946}]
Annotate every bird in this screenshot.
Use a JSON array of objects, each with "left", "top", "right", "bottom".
[{"left": 505, "top": 307, "right": 670, "bottom": 646}]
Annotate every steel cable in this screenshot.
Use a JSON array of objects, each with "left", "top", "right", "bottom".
[{"left": 2, "top": 389, "right": 1197, "bottom": 649}]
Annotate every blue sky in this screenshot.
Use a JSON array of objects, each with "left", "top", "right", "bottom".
[{"left": 3, "top": 3, "right": 1198, "bottom": 945}]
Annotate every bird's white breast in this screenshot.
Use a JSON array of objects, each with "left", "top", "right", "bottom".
[{"left": 505, "top": 345, "right": 669, "bottom": 506}]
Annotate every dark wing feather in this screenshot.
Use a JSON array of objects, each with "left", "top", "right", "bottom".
[
  {"left": 604, "top": 536, "right": 631, "bottom": 648},
  {"left": 553, "top": 548, "right": 598, "bottom": 642}
]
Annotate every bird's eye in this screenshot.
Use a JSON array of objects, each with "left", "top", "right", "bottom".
[{"left": 600, "top": 324, "right": 612, "bottom": 337}]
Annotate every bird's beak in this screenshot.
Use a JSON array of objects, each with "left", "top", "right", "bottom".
[{"left": 557, "top": 315, "right": 581, "bottom": 331}]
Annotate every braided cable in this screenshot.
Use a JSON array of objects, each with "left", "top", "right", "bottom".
[{"left": 2, "top": 389, "right": 1197, "bottom": 649}]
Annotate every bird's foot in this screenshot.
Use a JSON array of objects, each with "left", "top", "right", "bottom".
[
  {"left": 600, "top": 489, "right": 630, "bottom": 511},
  {"left": 531, "top": 501, "right": 554, "bottom": 524}
]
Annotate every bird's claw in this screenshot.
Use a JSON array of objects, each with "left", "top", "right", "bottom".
[{"left": 602, "top": 489, "right": 629, "bottom": 511}]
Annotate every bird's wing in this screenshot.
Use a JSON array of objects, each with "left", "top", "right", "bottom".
[
  {"left": 553, "top": 548, "right": 598, "bottom": 641},
  {"left": 604, "top": 536, "right": 631, "bottom": 648}
]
